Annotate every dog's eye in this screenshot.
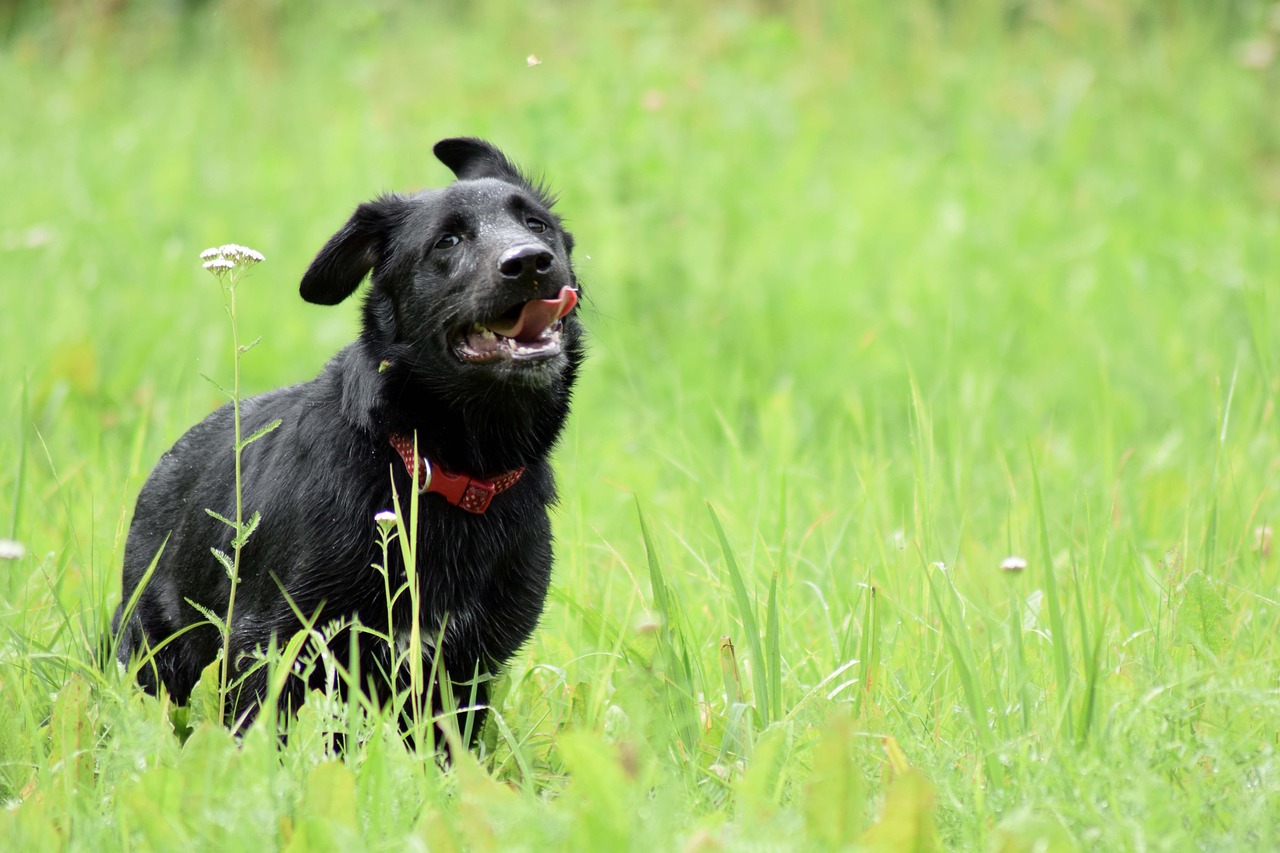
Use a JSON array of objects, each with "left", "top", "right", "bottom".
[
  {"left": 525, "top": 218, "right": 548, "bottom": 234},
  {"left": 434, "top": 234, "right": 460, "bottom": 250}
]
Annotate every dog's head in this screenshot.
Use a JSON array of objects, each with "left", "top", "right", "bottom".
[{"left": 299, "top": 138, "right": 582, "bottom": 391}]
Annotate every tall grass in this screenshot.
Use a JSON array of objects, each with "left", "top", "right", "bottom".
[{"left": 2, "top": 0, "right": 1278, "bottom": 848}]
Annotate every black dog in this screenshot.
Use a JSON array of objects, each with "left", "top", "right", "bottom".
[{"left": 113, "top": 138, "right": 583, "bottom": 742}]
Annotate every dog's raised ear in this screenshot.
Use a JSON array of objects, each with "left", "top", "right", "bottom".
[
  {"left": 433, "top": 137, "right": 526, "bottom": 184},
  {"left": 300, "top": 195, "right": 407, "bottom": 306}
]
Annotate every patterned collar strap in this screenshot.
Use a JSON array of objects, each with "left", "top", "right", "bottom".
[{"left": 388, "top": 432, "right": 525, "bottom": 514}]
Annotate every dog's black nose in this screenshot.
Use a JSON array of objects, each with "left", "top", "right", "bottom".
[{"left": 499, "top": 245, "right": 554, "bottom": 280}]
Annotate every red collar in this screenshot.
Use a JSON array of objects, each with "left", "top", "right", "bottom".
[{"left": 388, "top": 432, "right": 524, "bottom": 514}]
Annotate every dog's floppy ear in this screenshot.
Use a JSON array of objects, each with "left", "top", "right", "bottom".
[
  {"left": 300, "top": 195, "right": 407, "bottom": 305},
  {"left": 434, "top": 137, "right": 525, "bottom": 184}
]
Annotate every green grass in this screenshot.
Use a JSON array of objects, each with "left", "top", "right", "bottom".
[{"left": 2, "top": 1, "right": 1279, "bottom": 848}]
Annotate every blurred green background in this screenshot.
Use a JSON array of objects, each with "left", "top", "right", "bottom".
[{"left": 1, "top": 1, "right": 1278, "bottom": 849}]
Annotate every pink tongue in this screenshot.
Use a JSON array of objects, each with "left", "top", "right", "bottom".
[{"left": 485, "top": 286, "right": 578, "bottom": 342}]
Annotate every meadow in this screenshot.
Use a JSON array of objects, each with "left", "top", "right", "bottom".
[{"left": 1, "top": 1, "right": 1278, "bottom": 849}]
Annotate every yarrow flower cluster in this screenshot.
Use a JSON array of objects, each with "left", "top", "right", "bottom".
[
  {"left": 200, "top": 243, "right": 265, "bottom": 278},
  {"left": 0, "top": 539, "right": 25, "bottom": 560},
  {"left": 375, "top": 510, "right": 399, "bottom": 537}
]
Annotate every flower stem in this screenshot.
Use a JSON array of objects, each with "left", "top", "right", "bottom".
[{"left": 220, "top": 273, "right": 245, "bottom": 727}]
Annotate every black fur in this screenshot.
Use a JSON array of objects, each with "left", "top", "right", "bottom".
[{"left": 113, "top": 138, "right": 583, "bottom": 742}]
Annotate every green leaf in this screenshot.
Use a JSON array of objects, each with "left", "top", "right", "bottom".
[
  {"left": 803, "top": 714, "right": 867, "bottom": 847},
  {"left": 187, "top": 659, "right": 224, "bottom": 728},
  {"left": 231, "top": 510, "right": 261, "bottom": 550},
  {"left": 238, "top": 418, "right": 282, "bottom": 450},
  {"left": 558, "top": 730, "right": 633, "bottom": 850},
  {"left": 184, "top": 597, "right": 227, "bottom": 635},
  {"left": 1176, "top": 571, "right": 1230, "bottom": 657},
  {"left": 284, "top": 761, "right": 362, "bottom": 853},
  {"left": 860, "top": 768, "right": 941, "bottom": 852},
  {"left": 198, "top": 372, "right": 231, "bottom": 399},
  {"left": 119, "top": 766, "right": 188, "bottom": 849},
  {"left": 204, "top": 508, "right": 237, "bottom": 529},
  {"left": 210, "top": 547, "right": 235, "bottom": 579}
]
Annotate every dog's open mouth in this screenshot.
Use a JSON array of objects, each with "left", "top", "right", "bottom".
[{"left": 455, "top": 286, "right": 579, "bottom": 364}]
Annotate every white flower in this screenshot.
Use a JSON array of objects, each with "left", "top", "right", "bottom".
[
  {"left": 375, "top": 510, "right": 397, "bottom": 525},
  {"left": 219, "top": 243, "right": 265, "bottom": 265},
  {"left": 203, "top": 258, "right": 235, "bottom": 272},
  {"left": 1001, "top": 555, "right": 1028, "bottom": 574},
  {"left": 0, "top": 539, "right": 26, "bottom": 560},
  {"left": 200, "top": 243, "right": 265, "bottom": 277}
]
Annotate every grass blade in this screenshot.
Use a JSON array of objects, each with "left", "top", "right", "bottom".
[
  {"left": 1029, "top": 447, "right": 1073, "bottom": 738},
  {"left": 924, "top": 563, "right": 1001, "bottom": 787},
  {"left": 766, "top": 568, "right": 782, "bottom": 724},
  {"left": 9, "top": 378, "right": 26, "bottom": 538},
  {"left": 708, "top": 503, "right": 770, "bottom": 726},
  {"left": 635, "top": 498, "right": 700, "bottom": 755},
  {"left": 110, "top": 535, "right": 170, "bottom": 663}
]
